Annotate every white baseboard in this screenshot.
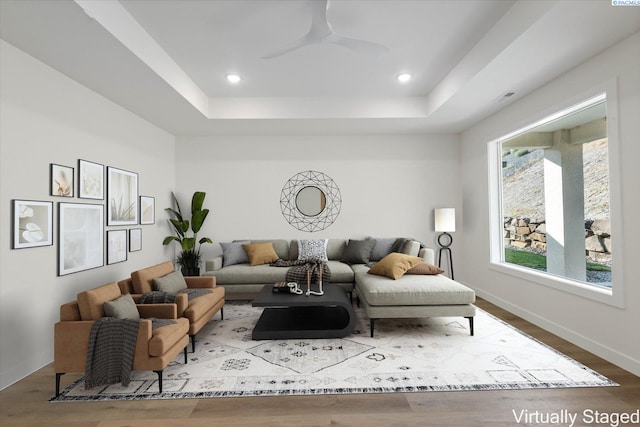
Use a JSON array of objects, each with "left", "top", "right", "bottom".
[{"left": 474, "top": 288, "right": 640, "bottom": 377}]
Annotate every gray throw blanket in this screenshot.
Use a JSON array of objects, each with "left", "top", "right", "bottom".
[
  {"left": 85, "top": 317, "right": 176, "bottom": 389},
  {"left": 85, "top": 317, "right": 139, "bottom": 389},
  {"left": 270, "top": 258, "right": 331, "bottom": 286},
  {"left": 139, "top": 289, "right": 212, "bottom": 305}
]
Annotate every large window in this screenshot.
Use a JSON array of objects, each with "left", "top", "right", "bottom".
[{"left": 488, "top": 91, "right": 623, "bottom": 306}]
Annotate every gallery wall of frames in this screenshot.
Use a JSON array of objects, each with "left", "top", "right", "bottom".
[{"left": 11, "top": 159, "right": 156, "bottom": 276}]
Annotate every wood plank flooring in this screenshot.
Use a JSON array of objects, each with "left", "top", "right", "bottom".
[{"left": 1, "top": 298, "right": 638, "bottom": 426}]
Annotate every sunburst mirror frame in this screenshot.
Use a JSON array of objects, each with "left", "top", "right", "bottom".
[{"left": 280, "top": 170, "right": 342, "bottom": 232}]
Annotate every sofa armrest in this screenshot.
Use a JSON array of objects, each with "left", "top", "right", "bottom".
[
  {"left": 419, "top": 247, "right": 436, "bottom": 265},
  {"left": 137, "top": 304, "right": 177, "bottom": 319},
  {"left": 185, "top": 276, "right": 216, "bottom": 289},
  {"left": 205, "top": 256, "right": 223, "bottom": 272}
]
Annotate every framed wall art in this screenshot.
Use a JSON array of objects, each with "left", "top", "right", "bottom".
[
  {"left": 107, "top": 229, "right": 128, "bottom": 264},
  {"left": 139, "top": 195, "right": 155, "bottom": 225},
  {"left": 129, "top": 228, "right": 142, "bottom": 252},
  {"left": 12, "top": 200, "right": 53, "bottom": 249},
  {"left": 50, "top": 164, "right": 73, "bottom": 197},
  {"left": 58, "top": 203, "right": 104, "bottom": 276},
  {"left": 78, "top": 159, "right": 104, "bottom": 200},
  {"left": 107, "top": 166, "right": 138, "bottom": 225}
]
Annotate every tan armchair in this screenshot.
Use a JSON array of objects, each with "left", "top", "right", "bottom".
[
  {"left": 54, "top": 282, "right": 189, "bottom": 397},
  {"left": 119, "top": 261, "right": 225, "bottom": 352}
]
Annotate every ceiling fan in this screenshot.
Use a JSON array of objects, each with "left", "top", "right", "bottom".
[{"left": 261, "top": 0, "right": 389, "bottom": 59}]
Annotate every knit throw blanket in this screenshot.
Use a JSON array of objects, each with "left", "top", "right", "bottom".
[
  {"left": 85, "top": 318, "right": 176, "bottom": 389},
  {"left": 85, "top": 317, "right": 139, "bottom": 389},
  {"left": 139, "top": 289, "right": 212, "bottom": 305},
  {"left": 270, "top": 258, "right": 331, "bottom": 286}
]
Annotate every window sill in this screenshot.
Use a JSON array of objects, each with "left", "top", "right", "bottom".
[{"left": 488, "top": 261, "right": 623, "bottom": 309}]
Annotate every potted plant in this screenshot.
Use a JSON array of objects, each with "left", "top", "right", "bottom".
[{"left": 163, "top": 191, "right": 213, "bottom": 276}]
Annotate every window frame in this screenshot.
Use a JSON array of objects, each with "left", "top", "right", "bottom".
[{"left": 487, "top": 80, "right": 625, "bottom": 308}]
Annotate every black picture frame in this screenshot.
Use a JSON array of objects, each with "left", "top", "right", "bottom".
[
  {"left": 50, "top": 164, "right": 74, "bottom": 197},
  {"left": 11, "top": 200, "right": 54, "bottom": 249},
  {"left": 78, "top": 159, "right": 104, "bottom": 200}
]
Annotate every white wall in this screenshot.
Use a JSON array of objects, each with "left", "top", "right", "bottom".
[
  {"left": 0, "top": 41, "right": 176, "bottom": 389},
  {"left": 459, "top": 33, "right": 640, "bottom": 375},
  {"left": 175, "top": 134, "right": 462, "bottom": 262}
]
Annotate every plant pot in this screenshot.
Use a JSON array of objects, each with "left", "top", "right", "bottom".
[{"left": 181, "top": 267, "right": 200, "bottom": 277}]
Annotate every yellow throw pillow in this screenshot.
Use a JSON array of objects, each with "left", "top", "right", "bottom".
[
  {"left": 406, "top": 262, "right": 445, "bottom": 275},
  {"left": 242, "top": 242, "right": 280, "bottom": 266},
  {"left": 368, "top": 252, "right": 423, "bottom": 280}
]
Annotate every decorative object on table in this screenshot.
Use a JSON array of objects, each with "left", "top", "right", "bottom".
[
  {"left": 129, "top": 228, "right": 142, "bottom": 252},
  {"left": 139, "top": 196, "right": 155, "bottom": 224},
  {"left": 78, "top": 159, "right": 104, "bottom": 200},
  {"left": 434, "top": 207, "right": 455, "bottom": 279},
  {"left": 11, "top": 200, "right": 53, "bottom": 249},
  {"left": 58, "top": 203, "right": 104, "bottom": 276},
  {"left": 306, "top": 268, "right": 324, "bottom": 296},
  {"left": 50, "top": 164, "right": 73, "bottom": 197},
  {"left": 107, "top": 230, "right": 128, "bottom": 264},
  {"left": 272, "top": 282, "right": 304, "bottom": 294},
  {"left": 163, "top": 191, "right": 213, "bottom": 276},
  {"left": 280, "top": 170, "right": 341, "bottom": 232},
  {"left": 270, "top": 258, "right": 330, "bottom": 296},
  {"left": 107, "top": 166, "right": 138, "bottom": 225}
]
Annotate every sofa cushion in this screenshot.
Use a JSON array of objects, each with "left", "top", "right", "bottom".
[
  {"left": 406, "top": 262, "right": 444, "bottom": 275},
  {"left": 149, "top": 318, "right": 189, "bottom": 357},
  {"left": 326, "top": 260, "right": 355, "bottom": 282},
  {"left": 244, "top": 239, "right": 290, "bottom": 260},
  {"left": 77, "top": 282, "right": 123, "bottom": 320},
  {"left": 391, "top": 238, "right": 421, "bottom": 257},
  {"left": 221, "top": 240, "right": 250, "bottom": 266},
  {"left": 132, "top": 261, "right": 175, "bottom": 294},
  {"left": 357, "top": 270, "right": 476, "bottom": 306},
  {"left": 213, "top": 264, "right": 290, "bottom": 284},
  {"left": 153, "top": 271, "right": 187, "bottom": 293},
  {"left": 297, "top": 239, "right": 328, "bottom": 261},
  {"left": 368, "top": 253, "right": 422, "bottom": 280},
  {"left": 243, "top": 242, "right": 280, "bottom": 266},
  {"left": 341, "top": 239, "right": 376, "bottom": 265},
  {"left": 104, "top": 294, "right": 140, "bottom": 320},
  {"left": 369, "top": 238, "right": 396, "bottom": 261}
]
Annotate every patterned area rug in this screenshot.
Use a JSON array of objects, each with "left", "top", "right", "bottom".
[{"left": 52, "top": 303, "right": 616, "bottom": 401}]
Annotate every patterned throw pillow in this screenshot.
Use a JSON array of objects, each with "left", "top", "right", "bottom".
[{"left": 297, "top": 239, "right": 328, "bottom": 261}]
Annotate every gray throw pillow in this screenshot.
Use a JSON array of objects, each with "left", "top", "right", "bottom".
[
  {"left": 341, "top": 239, "right": 376, "bottom": 265},
  {"left": 104, "top": 294, "right": 140, "bottom": 320},
  {"left": 152, "top": 271, "right": 187, "bottom": 293},
  {"left": 221, "top": 240, "right": 250, "bottom": 266},
  {"left": 369, "top": 238, "right": 396, "bottom": 261}
]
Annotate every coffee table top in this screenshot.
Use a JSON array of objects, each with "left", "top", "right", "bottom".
[{"left": 252, "top": 283, "right": 348, "bottom": 308}]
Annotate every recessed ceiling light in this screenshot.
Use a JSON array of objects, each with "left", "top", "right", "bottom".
[
  {"left": 397, "top": 73, "right": 412, "bottom": 83},
  {"left": 226, "top": 74, "right": 241, "bottom": 84}
]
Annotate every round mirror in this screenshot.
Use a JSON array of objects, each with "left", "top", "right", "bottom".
[{"left": 295, "top": 186, "right": 326, "bottom": 217}]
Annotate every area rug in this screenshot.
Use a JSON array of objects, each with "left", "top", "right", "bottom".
[{"left": 51, "top": 303, "right": 616, "bottom": 401}]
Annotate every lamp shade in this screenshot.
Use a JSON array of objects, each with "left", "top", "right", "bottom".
[{"left": 434, "top": 208, "right": 456, "bottom": 232}]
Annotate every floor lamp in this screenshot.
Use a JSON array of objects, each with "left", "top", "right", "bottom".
[{"left": 435, "top": 208, "right": 455, "bottom": 279}]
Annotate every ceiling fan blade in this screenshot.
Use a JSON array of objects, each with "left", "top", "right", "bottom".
[
  {"left": 329, "top": 34, "right": 389, "bottom": 57},
  {"left": 261, "top": 34, "right": 315, "bottom": 59}
]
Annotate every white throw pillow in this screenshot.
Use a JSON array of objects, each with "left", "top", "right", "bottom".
[{"left": 297, "top": 239, "right": 328, "bottom": 261}]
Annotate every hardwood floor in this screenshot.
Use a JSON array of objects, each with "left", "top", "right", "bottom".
[{"left": 1, "top": 298, "right": 638, "bottom": 426}]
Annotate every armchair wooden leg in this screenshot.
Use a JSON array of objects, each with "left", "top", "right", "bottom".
[
  {"left": 220, "top": 306, "right": 224, "bottom": 320},
  {"left": 184, "top": 345, "right": 188, "bottom": 364},
  {"left": 370, "top": 318, "right": 378, "bottom": 338},
  {"left": 154, "top": 370, "right": 163, "bottom": 393},
  {"left": 55, "top": 372, "right": 64, "bottom": 397},
  {"left": 190, "top": 334, "right": 196, "bottom": 353}
]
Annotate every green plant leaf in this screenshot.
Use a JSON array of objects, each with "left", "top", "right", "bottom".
[
  {"left": 199, "top": 237, "right": 213, "bottom": 245},
  {"left": 162, "top": 236, "right": 180, "bottom": 246},
  {"left": 192, "top": 191, "right": 206, "bottom": 214},
  {"left": 169, "top": 219, "right": 189, "bottom": 236},
  {"left": 191, "top": 209, "right": 209, "bottom": 233},
  {"left": 164, "top": 207, "right": 182, "bottom": 222},
  {"left": 181, "top": 237, "right": 196, "bottom": 251},
  {"left": 171, "top": 192, "right": 183, "bottom": 218}
]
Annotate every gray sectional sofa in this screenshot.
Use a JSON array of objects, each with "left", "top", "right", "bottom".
[{"left": 203, "top": 238, "right": 476, "bottom": 337}]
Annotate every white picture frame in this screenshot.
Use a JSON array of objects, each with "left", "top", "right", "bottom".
[
  {"left": 129, "top": 228, "right": 142, "bottom": 252},
  {"left": 107, "top": 167, "right": 138, "bottom": 225},
  {"left": 78, "top": 159, "right": 104, "bottom": 200},
  {"left": 58, "top": 203, "right": 104, "bottom": 276},
  {"left": 140, "top": 196, "right": 155, "bottom": 225},
  {"left": 107, "top": 229, "right": 128, "bottom": 264}
]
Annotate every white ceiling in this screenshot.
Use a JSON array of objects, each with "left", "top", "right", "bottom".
[{"left": 1, "top": 0, "right": 639, "bottom": 136}]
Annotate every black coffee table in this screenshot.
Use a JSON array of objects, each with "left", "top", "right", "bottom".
[{"left": 251, "top": 283, "right": 355, "bottom": 340}]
